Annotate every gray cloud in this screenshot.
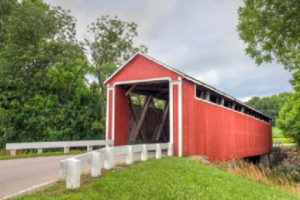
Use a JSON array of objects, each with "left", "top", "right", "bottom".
[{"left": 45, "top": 0, "right": 293, "bottom": 100}]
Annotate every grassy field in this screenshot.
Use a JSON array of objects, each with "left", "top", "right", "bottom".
[
  {"left": 0, "top": 150, "right": 85, "bottom": 160},
  {"left": 272, "top": 127, "right": 297, "bottom": 146},
  {"left": 272, "top": 126, "right": 284, "bottom": 138},
  {"left": 13, "top": 157, "right": 300, "bottom": 200},
  {"left": 273, "top": 137, "right": 296, "bottom": 144}
]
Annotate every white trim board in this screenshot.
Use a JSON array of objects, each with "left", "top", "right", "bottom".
[
  {"left": 193, "top": 84, "right": 270, "bottom": 125},
  {"left": 170, "top": 78, "right": 183, "bottom": 157},
  {"left": 112, "top": 86, "right": 115, "bottom": 141},
  {"left": 105, "top": 87, "right": 113, "bottom": 141},
  {"left": 178, "top": 78, "right": 182, "bottom": 157},
  {"left": 112, "top": 77, "right": 172, "bottom": 146},
  {"left": 112, "top": 77, "right": 181, "bottom": 156},
  {"left": 169, "top": 82, "right": 174, "bottom": 149},
  {"left": 113, "top": 77, "right": 171, "bottom": 86}
]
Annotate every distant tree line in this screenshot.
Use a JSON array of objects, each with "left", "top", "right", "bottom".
[
  {"left": 0, "top": 0, "right": 146, "bottom": 148},
  {"left": 245, "top": 93, "right": 291, "bottom": 126}
]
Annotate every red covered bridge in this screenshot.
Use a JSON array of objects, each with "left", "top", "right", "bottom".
[{"left": 104, "top": 53, "right": 272, "bottom": 162}]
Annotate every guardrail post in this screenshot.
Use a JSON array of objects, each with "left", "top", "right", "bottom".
[
  {"left": 106, "top": 142, "right": 114, "bottom": 148},
  {"left": 104, "top": 147, "right": 114, "bottom": 169},
  {"left": 10, "top": 150, "right": 16, "bottom": 156},
  {"left": 167, "top": 143, "right": 173, "bottom": 156},
  {"left": 60, "top": 159, "right": 67, "bottom": 176},
  {"left": 126, "top": 146, "right": 134, "bottom": 165},
  {"left": 156, "top": 144, "right": 162, "bottom": 159},
  {"left": 66, "top": 158, "right": 80, "bottom": 189},
  {"left": 37, "top": 148, "right": 43, "bottom": 154},
  {"left": 141, "top": 144, "right": 148, "bottom": 161},
  {"left": 87, "top": 145, "right": 93, "bottom": 152},
  {"left": 64, "top": 147, "right": 70, "bottom": 154},
  {"left": 91, "top": 151, "right": 102, "bottom": 177}
]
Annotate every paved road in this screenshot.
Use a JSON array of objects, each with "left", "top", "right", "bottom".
[{"left": 0, "top": 155, "right": 74, "bottom": 199}]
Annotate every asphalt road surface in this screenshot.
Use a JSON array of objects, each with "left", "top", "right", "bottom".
[
  {"left": 0, "top": 151, "right": 160, "bottom": 199},
  {"left": 0, "top": 155, "right": 73, "bottom": 199}
]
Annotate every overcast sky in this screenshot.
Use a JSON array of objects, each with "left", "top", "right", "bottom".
[{"left": 45, "top": 0, "right": 292, "bottom": 101}]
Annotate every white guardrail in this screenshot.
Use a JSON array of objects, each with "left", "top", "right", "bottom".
[
  {"left": 60, "top": 142, "right": 173, "bottom": 189},
  {"left": 6, "top": 140, "right": 113, "bottom": 156},
  {"left": 272, "top": 141, "right": 283, "bottom": 147}
]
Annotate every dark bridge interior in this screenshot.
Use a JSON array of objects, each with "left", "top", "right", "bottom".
[{"left": 120, "top": 81, "right": 169, "bottom": 144}]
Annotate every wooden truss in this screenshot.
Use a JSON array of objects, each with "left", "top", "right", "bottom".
[{"left": 126, "top": 85, "right": 169, "bottom": 142}]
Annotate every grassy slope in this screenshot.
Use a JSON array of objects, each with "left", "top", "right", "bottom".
[
  {"left": 14, "top": 158, "right": 299, "bottom": 200},
  {"left": 0, "top": 150, "right": 85, "bottom": 160}
]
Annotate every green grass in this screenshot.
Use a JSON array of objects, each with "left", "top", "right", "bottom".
[
  {"left": 282, "top": 143, "right": 298, "bottom": 148},
  {"left": 0, "top": 150, "right": 85, "bottom": 160},
  {"left": 13, "top": 157, "right": 300, "bottom": 200},
  {"left": 273, "top": 137, "right": 295, "bottom": 144},
  {"left": 272, "top": 126, "right": 284, "bottom": 138}
]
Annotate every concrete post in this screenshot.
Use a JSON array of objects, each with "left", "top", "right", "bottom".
[
  {"left": 66, "top": 158, "right": 80, "bottom": 189},
  {"left": 37, "top": 148, "right": 43, "bottom": 154},
  {"left": 87, "top": 145, "right": 93, "bottom": 152},
  {"left": 156, "top": 144, "right": 162, "bottom": 159},
  {"left": 167, "top": 143, "right": 173, "bottom": 156},
  {"left": 141, "top": 144, "right": 148, "bottom": 161},
  {"left": 126, "top": 146, "right": 134, "bottom": 165},
  {"left": 64, "top": 147, "right": 70, "bottom": 154},
  {"left": 104, "top": 147, "right": 114, "bottom": 170},
  {"left": 91, "top": 151, "right": 102, "bottom": 177},
  {"left": 259, "top": 154, "right": 270, "bottom": 169},
  {"left": 10, "top": 150, "right": 16, "bottom": 156},
  {"left": 106, "top": 142, "right": 114, "bottom": 148},
  {"left": 60, "top": 160, "right": 67, "bottom": 176}
]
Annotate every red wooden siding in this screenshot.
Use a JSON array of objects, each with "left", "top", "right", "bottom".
[
  {"left": 172, "top": 84, "right": 179, "bottom": 156},
  {"left": 114, "top": 86, "right": 129, "bottom": 146},
  {"left": 182, "top": 80, "right": 272, "bottom": 162},
  {"left": 106, "top": 54, "right": 181, "bottom": 86}
]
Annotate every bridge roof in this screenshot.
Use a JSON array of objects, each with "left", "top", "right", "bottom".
[{"left": 104, "top": 53, "right": 272, "bottom": 120}]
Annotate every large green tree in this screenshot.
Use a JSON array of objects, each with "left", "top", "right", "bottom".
[
  {"left": 238, "top": 0, "right": 300, "bottom": 71},
  {"left": 0, "top": 0, "right": 102, "bottom": 147},
  {"left": 277, "top": 71, "right": 300, "bottom": 144},
  {"left": 85, "top": 15, "right": 147, "bottom": 126}
]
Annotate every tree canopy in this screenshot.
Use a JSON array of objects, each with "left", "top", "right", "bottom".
[
  {"left": 238, "top": 0, "right": 300, "bottom": 71},
  {"left": 85, "top": 15, "right": 147, "bottom": 127},
  {"left": 0, "top": 0, "right": 102, "bottom": 147},
  {"left": 0, "top": 0, "right": 147, "bottom": 148},
  {"left": 277, "top": 71, "right": 300, "bottom": 144}
]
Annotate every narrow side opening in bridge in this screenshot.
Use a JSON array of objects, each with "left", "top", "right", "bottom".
[{"left": 120, "top": 81, "right": 169, "bottom": 144}]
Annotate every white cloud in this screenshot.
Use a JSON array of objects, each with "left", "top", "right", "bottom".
[
  {"left": 239, "top": 96, "right": 252, "bottom": 102},
  {"left": 44, "top": 0, "right": 293, "bottom": 99}
]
